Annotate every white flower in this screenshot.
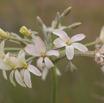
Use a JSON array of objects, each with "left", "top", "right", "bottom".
[
  {"left": 1, "top": 50, "right": 42, "bottom": 88},
  {"left": 53, "top": 29, "right": 88, "bottom": 60},
  {"left": 95, "top": 45, "right": 104, "bottom": 64},
  {"left": 25, "top": 36, "right": 60, "bottom": 70},
  {"left": 18, "top": 50, "right": 42, "bottom": 88}
]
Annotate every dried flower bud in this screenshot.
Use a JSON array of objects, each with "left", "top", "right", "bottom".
[
  {"left": 19, "top": 26, "right": 31, "bottom": 38},
  {"left": 0, "top": 28, "right": 8, "bottom": 38}
]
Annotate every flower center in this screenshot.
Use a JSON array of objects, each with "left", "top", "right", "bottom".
[{"left": 66, "top": 41, "right": 71, "bottom": 45}]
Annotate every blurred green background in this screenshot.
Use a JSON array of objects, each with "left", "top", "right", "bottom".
[{"left": 0, "top": 0, "right": 104, "bottom": 103}]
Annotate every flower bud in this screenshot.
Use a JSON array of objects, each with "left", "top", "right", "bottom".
[
  {"left": 63, "top": 22, "right": 81, "bottom": 30},
  {"left": 37, "top": 16, "right": 43, "bottom": 27},
  {"left": 99, "top": 26, "right": 104, "bottom": 43},
  {"left": 61, "top": 6, "right": 72, "bottom": 17},
  {"left": 19, "top": 26, "right": 31, "bottom": 38},
  {"left": 0, "top": 28, "right": 8, "bottom": 38}
]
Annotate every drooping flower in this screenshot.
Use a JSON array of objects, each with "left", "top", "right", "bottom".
[
  {"left": 53, "top": 29, "right": 88, "bottom": 60},
  {"left": 25, "top": 36, "right": 60, "bottom": 70}
]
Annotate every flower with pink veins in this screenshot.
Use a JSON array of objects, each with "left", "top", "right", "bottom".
[
  {"left": 25, "top": 36, "right": 60, "bottom": 70},
  {"left": 53, "top": 29, "right": 88, "bottom": 60}
]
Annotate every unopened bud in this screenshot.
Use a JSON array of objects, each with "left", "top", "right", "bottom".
[
  {"left": 0, "top": 28, "right": 9, "bottom": 38},
  {"left": 37, "top": 16, "right": 43, "bottom": 27},
  {"left": 56, "top": 12, "right": 60, "bottom": 19},
  {"left": 62, "top": 7, "right": 72, "bottom": 17},
  {"left": 63, "top": 22, "right": 81, "bottom": 30},
  {"left": 100, "top": 26, "right": 104, "bottom": 43},
  {"left": 19, "top": 26, "right": 31, "bottom": 38}
]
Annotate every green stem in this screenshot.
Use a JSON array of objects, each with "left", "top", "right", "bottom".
[
  {"left": 85, "top": 40, "right": 100, "bottom": 47},
  {"left": 11, "top": 37, "right": 33, "bottom": 43},
  {"left": 4, "top": 48, "right": 23, "bottom": 51},
  {"left": 51, "top": 66, "right": 57, "bottom": 103}
]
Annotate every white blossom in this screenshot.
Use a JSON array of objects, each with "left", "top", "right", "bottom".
[{"left": 53, "top": 29, "right": 88, "bottom": 60}]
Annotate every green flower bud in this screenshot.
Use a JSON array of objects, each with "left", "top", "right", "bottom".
[
  {"left": 0, "top": 28, "right": 8, "bottom": 38},
  {"left": 19, "top": 26, "right": 31, "bottom": 38}
]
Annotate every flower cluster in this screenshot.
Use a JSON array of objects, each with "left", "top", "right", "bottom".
[
  {"left": 0, "top": 7, "right": 104, "bottom": 90},
  {"left": 0, "top": 41, "right": 42, "bottom": 88}
]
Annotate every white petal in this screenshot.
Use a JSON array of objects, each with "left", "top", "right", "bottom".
[
  {"left": 99, "top": 45, "right": 104, "bottom": 53},
  {"left": 0, "top": 41, "right": 5, "bottom": 57},
  {"left": 100, "top": 26, "right": 104, "bottom": 41},
  {"left": 66, "top": 46, "right": 74, "bottom": 60},
  {"left": 44, "top": 57, "right": 54, "bottom": 69},
  {"left": 28, "top": 65, "right": 42, "bottom": 76},
  {"left": 18, "top": 50, "right": 26, "bottom": 64},
  {"left": 42, "top": 67, "right": 49, "bottom": 80},
  {"left": 24, "top": 70, "right": 32, "bottom": 88},
  {"left": 20, "top": 69, "right": 25, "bottom": 79},
  {"left": 34, "top": 36, "right": 46, "bottom": 53},
  {"left": 2, "top": 70, "right": 7, "bottom": 80},
  {"left": 54, "top": 38, "right": 66, "bottom": 48},
  {"left": 25, "top": 44, "right": 41, "bottom": 56},
  {"left": 46, "top": 50, "right": 60, "bottom": 58},
  {"left": 56, "top": 68, "right": 61, "bottom": 76},
  {"left": 70, "top": 34, "right": 86, "bottom": 42},
  {"left": 37, "top": 57, "right": 43, "bottom": 70},
  {"left": 15, "top": 70, "right": 26, "bottom": 87},
  {"left": 0, "top": 59, "right": 11, "bottom": 70},
  {"left": 9, "top": 70, "right": 16, "bottom": 86},
  {"left": 53, "top": 29, "right": 69, "bottom": 42},
  {"left": 72, "top": 43, "right": 88, "bottom": 52}
]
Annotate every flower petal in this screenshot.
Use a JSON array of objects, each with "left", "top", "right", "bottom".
[
  {"left": 56, "top": 68, "right": 61, "bottom": 76},
  {"left": 100, "top": 26, "right": 104, "bottom": 42},
  {"left": 34, "top": 36, "right": 46, "bottom": 53},
  {"left": 2, "top": 70, "right": 7, "bottom": 80},
  {"left": 0, "top": 59, "right": 11, "bottom": 70},
  {"left": 0, "top": 41, "right": 5, "bottom": 57},
  {"left": 99, "top": 45, "right": 104, "bottom": 53},
  {"left": 46, "top": 50, "right": 60, "bottom": 58},
  {"left": 42, "top": 67, "right": 49, "bottom": 80},
  {"left": 70, "top": 34, "right": 86, "bottom": 42},
  {"left": 24, "top": 70, "right": 32, "bottom": 88},
  {"left": 54, "top": 38, "right": 66, "bottom": 48},
  {"left": 15, "top": 70, "right": 26, "bottom": 87},
  {"left": 25, "top": 44, "right": 41, "bottom": 56},
  {"left": 28, "top": 65, "right": 42, "bottom": 76},
  {"left": 37, "top": 57, "right": 43, "bottom": 70},
  {"left": 18, "top": 50, "right": 26, "bottom": 64},
  {"left": 9, "top": 70, "right": 16, "bottom": 86},
  {"left": 72, "top": 43, "right": 88, "bottom": 52},
  {"left": 66, "top": 46, "right": 74, "bottom": 60},
  {"left": 20, "top": 69, "right": 25, "bottom": 79},
  {"left": 53, "top": 29, "right": 69, "bottom": 42},
  {"left": 44, "top": 57, "right": 54, "bottom": 69}
]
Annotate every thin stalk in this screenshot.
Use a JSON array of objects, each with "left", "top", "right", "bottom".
[
  {"left": 11, "top": 37, "right": 33, "bottom": 43},
  {"left": 85, "top": 40, "right": 100, "bottom": 47},
  {"left": 4, "top": 48, "right": 23, "bottom": 51},
  {"left": 51, "top": 66, "right": 57, "bottom": 103}
]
